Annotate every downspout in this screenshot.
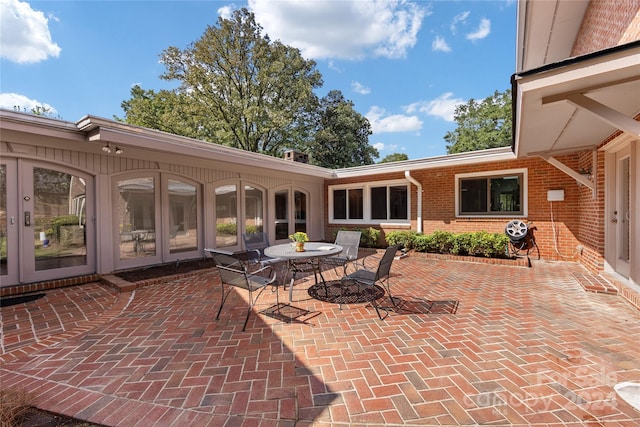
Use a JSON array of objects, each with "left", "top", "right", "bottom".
[{"left": 405, "top": 171, "right": 422, "bottom": 233}]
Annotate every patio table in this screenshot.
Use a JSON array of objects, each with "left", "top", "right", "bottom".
[{"left": 264, "top": 242, "right": 342, "bottom": 301}]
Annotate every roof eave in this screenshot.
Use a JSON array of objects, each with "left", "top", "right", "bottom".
[{"left": 331, "top": 147, "right": 516, "bottom": 179}]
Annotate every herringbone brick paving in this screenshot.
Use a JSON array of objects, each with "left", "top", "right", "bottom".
[{"left": 1, "top": 252, "right": 639, "bottom": 426}]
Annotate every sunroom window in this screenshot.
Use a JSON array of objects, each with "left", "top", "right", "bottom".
[{"left": 330, "top": 182, "right": 409, "bottom": 223}]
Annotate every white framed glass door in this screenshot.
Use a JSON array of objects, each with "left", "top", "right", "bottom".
[
  {"left": 0, "top": 160, "right": 18, "bottom": 286},
  {"left": 614, "top": 147, "right": 631, "bottom": 277},
  {"left": 1, "top": 160, "right": 95, "bottom": 286},
  {"left": 274, "top": 188, "right": 308, "bottom": 241}
]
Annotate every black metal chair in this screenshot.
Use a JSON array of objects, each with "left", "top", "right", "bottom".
[
  {"left": 340, "top": 244, "right": 401, "bottom": 319},
  {"left": 321, "top": 230, "right": 363, "bottom": 275},
  {"left": 206, "top": 248, "right": 279, "bottom": 331}
]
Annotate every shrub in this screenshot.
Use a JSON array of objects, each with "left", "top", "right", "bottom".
[
  {"left": 405, "top": 230, "right": 509, "bottom": 259},
  {"left": 216, "top": 223, "right": 237, "bottom": 235},
  {"left": 333, "top": 227, "right": 380, "bottom": 248},
  {"left": 385, "top": 230, "right": 418, "bottom": 249},
  {"left": 245, "top": 225, "right": 262, "bottom": 234},
  {"left": 356, "top": 227, "right": 380, "bottom": 248},
  {"left": 430, "top": 230, "right": 455, "bottom": 253},
  {"left": 50, "top": 214, "right": 80, "bottom": 241}
]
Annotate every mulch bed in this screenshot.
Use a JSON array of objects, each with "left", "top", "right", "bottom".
[
  {"left": 18, "top": 407, "right": 103, "bottom": 426},
  {"left": 114, "top": 258, "right": 216, "bottom": 282}
]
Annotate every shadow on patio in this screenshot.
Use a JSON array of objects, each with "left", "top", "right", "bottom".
[{"left": 2, "top": 252, "right": 640, "bottom": 425}]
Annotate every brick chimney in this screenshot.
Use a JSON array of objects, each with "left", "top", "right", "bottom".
[{"left": 283, "top": 150, "right": 309, "bottom": 163}]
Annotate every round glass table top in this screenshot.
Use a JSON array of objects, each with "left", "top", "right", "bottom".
[{"left": 264, "top": 242, "right": 343, "bottom": 259}]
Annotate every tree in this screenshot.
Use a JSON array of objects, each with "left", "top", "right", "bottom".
[
  {"left": 120, "top": 86, "right": 207, "bottom": 139},
  {"left": 380, "top": 153, "right": 408, "bottom": 163},
  {"left": 308, "top": 90, "right": 377, "bottom": 168},
  {"left": 444, "top": 89, "right": 512, "bottom": 154},
  {"left": 120, "top": 8, "right": 322, "bottom": 157}
]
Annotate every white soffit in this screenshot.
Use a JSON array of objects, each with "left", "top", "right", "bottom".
[
  {"left": 518, "top": 0, "right": 589, "bottom": 72},
  {"left": 514, "top": 44, "right": 640, "bottom": 158}
]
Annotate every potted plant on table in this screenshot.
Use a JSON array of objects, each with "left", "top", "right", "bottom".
[{"left": 289, "top": 232, "right": 309, "bottom": 252}]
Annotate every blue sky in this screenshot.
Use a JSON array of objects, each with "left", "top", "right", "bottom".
[{"left": 0, "top": 0, "right": 516, "bottom": 160}]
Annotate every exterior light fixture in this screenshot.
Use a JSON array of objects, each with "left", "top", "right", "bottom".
[
  {"left": 115, "top": 147, "right": 124, "bottom": 155},
  {"left": 102, "top": 143, "right": 111, "bottom": 153}
]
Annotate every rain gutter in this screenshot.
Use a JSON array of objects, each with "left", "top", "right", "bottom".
[{"left": 405, "top": 171, "right": 422, "bottom": 233}]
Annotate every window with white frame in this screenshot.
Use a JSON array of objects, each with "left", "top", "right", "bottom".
[
  {"left": 330, "top": 181, "right": 410, "bottom": 224},
  {"left": 456, "top": 169, "right": 526, "bottom": 216}
]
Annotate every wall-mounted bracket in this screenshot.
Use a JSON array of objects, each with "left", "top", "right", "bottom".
[{"left": 539, "top": 152, "right": 597, "bottom": 200}]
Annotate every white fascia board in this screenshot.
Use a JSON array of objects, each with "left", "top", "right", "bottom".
[
  {"left": 331, "top": 147, "right": 516, "bottom": 179},
  {"left": 0, "top": 109, "right": 84, "bottom": 140},
  {"left": 514, "top": 49, "right": 640, "bottom": 92},
  {"left": 77, "top": 116, "right": 334, "bottom": 178}
]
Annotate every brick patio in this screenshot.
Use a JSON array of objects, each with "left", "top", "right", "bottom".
[{"left": 1, "top": 252, "right": 639, "bottom": 426}]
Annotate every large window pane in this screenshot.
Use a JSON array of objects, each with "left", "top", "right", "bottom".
[
  {"left": 216, "top": 184, "right": 237, "bottom": 247},
  {"left": 295, "top": 191, "right": 306, "bottom": 233},
  {"left": 490, "top": 176, "right": 520, "bottom": 212},
  {"left": 275, "top": 190, "right": 288, "bottom": 240},
  {"left": 460, "top": 174, "right": 523, "bottom": 215},
  {"left": 370, "top": 187, "right": 387, "bottom": 220},
  {"left": 460, "top": 178, "right": 487, "bottom": 214},
  {"left": 333, "top": 189, "right": 346, "bottom": 220},
  {"left": 348, "top": 189, "right": 363, "bottom": 220},
  {"left": 118, "top": 177, "right": 156, "bottom": 259},
  {"left": 168, "top": 179, "right": 197, "bottom": 253},
  {"left": 389, "top": 186, "right": 408, "bottom": 220},
  {"left": 245, "top": 185, "right": 264, "bottom": 235},
  {"left": 33, "top": 168, "right": 87, "bottom": 270}
]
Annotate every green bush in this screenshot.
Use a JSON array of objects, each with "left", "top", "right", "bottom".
[
  {"left": 356, "top": 227, "right": 380, "bottom": 248},
  {"left": 216, "top": 223, "right": 237, "bottom": 235},
  {"left": 431, "top": 230, "right": 455, "bottom": 253},
  {"left": 51, "top": 215, "right": 80, "bottom": 241},
  {"left": 245, "top": 225, "right": 262, "bottom": 234},
  {"left": 385, "top": 230, "right": 418, "bottom": 249},
  {"left": 399, "top": 230, "right": 509, "bottom": 259}
]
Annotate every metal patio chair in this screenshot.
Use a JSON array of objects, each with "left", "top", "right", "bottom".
[
  {"left": 340, "top": 244, "right": 401, "bottom": 319},
  {"left": 242, "top": 231, "right": 284, "bottom": 268},
  {"left": 321, "top": 230, "right": 363, "bottom": 275},
  {"left": 206, "top": 248, "right": 279, "bottom": 331}
]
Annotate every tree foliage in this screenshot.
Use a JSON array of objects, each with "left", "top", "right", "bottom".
[
  {"left": 121, "top": 8, "right": 322, "bottom": 157},
  {"left": 444, "top": 89, "right": 512, "bottom": 154},
  {"left": 308, "top": 90, "right": 377, "bottom": 168},
  {"left": 380, "top": 153, "right": 408, "bottom": 163},
  {"left": 120, "top": 86, "right": 205, "bottom": 138}
]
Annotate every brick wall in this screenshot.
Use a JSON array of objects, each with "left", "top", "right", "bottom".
[
  {"left": 325, "top": 154, "right": 606, "bottom": 270},
  {"left": 572, "top": 1, "right": 640, "bottom": 56}
]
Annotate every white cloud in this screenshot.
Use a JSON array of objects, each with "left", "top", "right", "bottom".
[
  {"left": 366, "top": 106, "right": 422, "bottom": 134},
  {"left": 373, "top": 142, "right": 385, "bottom": 151},
  {"left": 466, "top": 18, "right": 491, "bottom": 41},
  {"left": 248, "top": 0, "right": 429, "bottom": 60},
  {"left": 0, "top": 0, "right": 61, "bottom": 63},
  {"left": 351, "top": 81, "right": 370, "bottom": 95},
  {"left": 404, "top": 92, "right": 464, "bottom": 122},
  {"left": 450, "top": 11, "right": 470, "bottom": 34},
  {"left": 432, "top": 35, "right": 451, "bottom": 53},
  {"left": 217, "top": 5, "right": 235, "bottom": 20},
  {"left": 0, "top": 92, "right": 57, "bottom": 113}
]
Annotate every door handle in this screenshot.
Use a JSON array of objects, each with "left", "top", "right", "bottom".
[{"left": 24, "top": 211, "right": 31, "bottom": 226}]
